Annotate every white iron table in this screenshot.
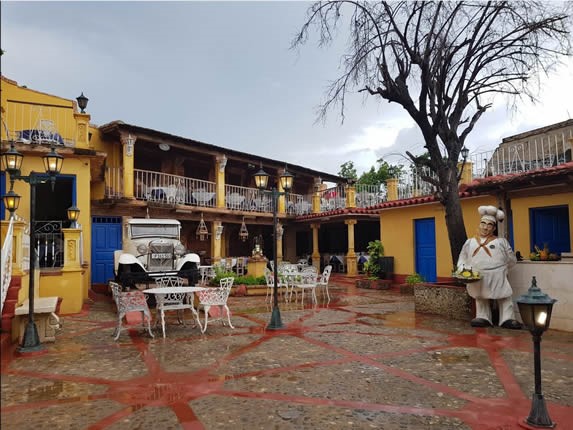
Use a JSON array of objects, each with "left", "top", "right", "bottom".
[{"left": 144, "top": 286, "right": 207, "bottom": 337}]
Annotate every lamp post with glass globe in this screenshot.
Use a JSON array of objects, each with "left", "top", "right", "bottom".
[
  {"left": 253, "top": 164, "right": 293, "bottom": 330},
  {"left": 2, "top": 142, "right": 64, "bottom": 352},
  {"left": 517, "top": 276, "right": 557, "bottom": 428}
]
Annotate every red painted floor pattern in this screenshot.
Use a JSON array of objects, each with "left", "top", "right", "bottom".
[{"left": 2, "top": 277, "right": 572, "bottom": 429}]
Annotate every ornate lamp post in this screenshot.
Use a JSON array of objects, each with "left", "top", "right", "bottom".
[
  {"left": 253, "top": 164, "right": 293, "bottom": 330},
  {"left": 2, "top": 141, "right": 64, "bottom": 352},
  {"left": 516, "top": 276, "right": 557, "bottom": 428}
]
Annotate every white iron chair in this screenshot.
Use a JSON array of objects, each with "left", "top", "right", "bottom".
[
  {"left": 109, "top": 281, "right": 154, "bottom": 341},
  {"left": 154, "top": 276, "right": 199, "bottom": 338},
  {"left": 264, "top": 267, "right": 288, "bottom": 303},
  {"left": 317, "top": 265, "right": 333, "bottom": 302},
  {"left": 292, "top": 266, "right": 319, "bottom": 306},
  {"left": 197, "top": 277, "right": 235, "bottom": 333}
]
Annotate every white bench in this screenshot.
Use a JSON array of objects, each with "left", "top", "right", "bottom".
[{"left": 15, "top": 296, "right": 61, "bottom": 343}]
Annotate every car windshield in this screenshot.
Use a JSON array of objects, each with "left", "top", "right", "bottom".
[{"left": 130, "top": 224, "right": 179, "bottom": 239}]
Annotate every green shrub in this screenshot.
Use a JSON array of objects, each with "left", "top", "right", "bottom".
[
  {"left": 405, "top": 273, "right": 424, "bottom": 285},
  {"left": 210, "top": 272, "right": 265, "bottom": 286},
  {"left": 363, "top": 240, "right": 384, "bottom": 279}
]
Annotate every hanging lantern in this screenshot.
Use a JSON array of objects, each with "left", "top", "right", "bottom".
[
  {"left": 196, "top": 213, "right": 209, "bottom": 241},
  {"left": 239, "top": 217, "right": 249, "bottom": 242}
]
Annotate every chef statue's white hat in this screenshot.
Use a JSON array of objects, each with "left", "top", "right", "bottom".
[{"left": 478, "top": 205, "right": 504, "bottom": 224}]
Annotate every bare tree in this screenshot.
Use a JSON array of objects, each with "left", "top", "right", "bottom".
[{"left": 293, "top": 1, "right": 572, "bottom": 262}]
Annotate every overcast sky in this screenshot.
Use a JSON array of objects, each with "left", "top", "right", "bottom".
[{"left": 2, "top": 1, "right": 572, "bottom": 177}]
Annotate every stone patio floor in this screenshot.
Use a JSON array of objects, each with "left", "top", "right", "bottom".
[{"left": 1, "top": 276, "right": 572, "bottom": 429}]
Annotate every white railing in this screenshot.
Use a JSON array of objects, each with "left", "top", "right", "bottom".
[
  {"left": 286, "top": 193, "right": 313, "bottom": 215},
  {"left": 355, "top": 184, "right": 387, "bottom": 207},
  {"left": 105, "top": 167, "right": 124, "bottom": 199},
  {"left": 1, "top": 217, "right": 14, "bottom": 314},
  {"left": 397, "top": 167, "right": 438, "bottom": 200},
  {"left": 2, "top": 103, "right": 76, "bottom": 147},
  {"left": 470, "top": 129, "right": 572, "bottom": 178},
  {"left": 320, "top": 185, "right": 346, "bottom": 211}
]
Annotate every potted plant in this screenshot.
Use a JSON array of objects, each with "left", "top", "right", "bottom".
[
  {"left": 357, "top": 240, "right": 392, "bottom": 289},
  {"left": 401, "top": 272, "right": 424, "bottom": 294}
]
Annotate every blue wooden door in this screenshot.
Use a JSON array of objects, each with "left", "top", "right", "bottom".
[
  {"left": 530, "top": 206, "right": 571, "bottom": 254},
  {"left": 91, "top": 216, "right": 122, "bottom": 284},
  {"left": 415, "top": 218, "right": 437, "bottom": 282}
]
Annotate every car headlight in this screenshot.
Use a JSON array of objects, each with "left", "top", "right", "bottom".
[
  {"left": 136, "top": 244, "right": 149, "bottom": 255},
  {"left": 174, "top": 244, "right": 186, "bottom": 256}
]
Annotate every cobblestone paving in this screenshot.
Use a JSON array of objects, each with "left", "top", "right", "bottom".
[{"left": 2, "top": 282, "right": 572, "bottom": 429}]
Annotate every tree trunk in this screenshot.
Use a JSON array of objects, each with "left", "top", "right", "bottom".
[{"left": 443, "top": 181, "right": 467, "bottom": 266}]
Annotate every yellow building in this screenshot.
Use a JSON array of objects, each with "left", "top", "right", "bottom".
[{"left": 1, "top": 76, "right": 104, "bottom": 342}]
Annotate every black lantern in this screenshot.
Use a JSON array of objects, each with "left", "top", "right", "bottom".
[
  {"left": 279, "top": 166, "right": 293, "bottom": 192},
  {"left": 461, "top": 146, "right": 469, "bottom": 161},
  {"left": 516, "top": 276, "right": 557, "bottom": 428},
  {"left": 76, "top": 92, "right": 89, "bottom": 113},
  {"left": 2, "top": 142, "right": 24, "bottom": 174},
  {"left": 67, "top": 205, "right": 80, "bottom": 228},
  {"left": 254, "top": 163, "right": 270, "bottom": 190},
  {"left": 3, "top": 189, "right": 21, "bottom": 214}
]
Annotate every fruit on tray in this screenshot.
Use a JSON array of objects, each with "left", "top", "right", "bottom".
[{"left": 453, "top": 266, "right": 481, "bottom": 280}]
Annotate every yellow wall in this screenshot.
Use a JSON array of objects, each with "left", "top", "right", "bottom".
[
  {"left": 381, "top": 196, "right": 496, "bottom": 278},
  {"left": 2, "top": 77, "right": 92, "bottom": 314},
  {"left": 1, "top": 77, "right": 81, "bottom": 147},
  {"left": 511, "top": 192, "right": 573, "bottom": 256}
]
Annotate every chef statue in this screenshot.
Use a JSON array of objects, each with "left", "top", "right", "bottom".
[{"left": 456, "top": 205, "right": 522, "bottom": 329}]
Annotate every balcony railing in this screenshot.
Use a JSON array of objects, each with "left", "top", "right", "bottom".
[
  {"left": 34, "top": 221, "right": 64, "bottom": 268},
  {"left": 470, "top": 128, "right": 572, "bottom": 178}
]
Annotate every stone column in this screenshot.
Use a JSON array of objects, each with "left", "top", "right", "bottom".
[
  {"left": 345, "top": 219, "right": 358, "bottom": 276},
  {"left": 121, "top": 133, "right": 136, "bottom": 199},
  {"left": 62, "top": 228, "right": 82, "bottom": 270},
  {"left": 387, "top": 178, "right": 399, "bottom": 201},
  {"left": 276, "top": 223, "right": 284, "bottom": 262},
  {"left": 73, "top": 112, "right": 91, "bottom": 149},
  {"left": 216, "top": 154, "right": 227, "bottom": 209},
  {"left": 310, "top": 223, "right": 321, "bottom": 270}
]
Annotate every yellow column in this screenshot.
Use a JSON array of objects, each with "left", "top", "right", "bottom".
[
  {"left": 212, "top": 220, "right": 223, "bottom": 263},
  {"left": 73, "top": 112, "right": 91, "bottom": 149},
  {"left": 216, "top": 154, "right": 226, "bottom": 209},
  {"left": 121, "top": 133, "right": 135, "bottom": 199},
  {"left": 346, "top": 183, "right": 356, "bottom": 208},
  {"left": 276, "top": 223, "right": 284, "bottom": 262},
  {"left": 277, "top": 168, "right": 286, "bottom": 214},
  {"left": 312, "top": 190, "right": 321, "bottom": 213},
  {"left": 345, "top": 219, "right": 358, "bottom": 276},
  {"left": 1, "top": 220, "right": 27, "bottom": 276},
  {"left": 310, "top": 223, "right": 321, "bottom": 270},
  {"left": 387, "top": 178, "right": 398, "bottom": 201},
  {"left": 457, "top": 161, "right": 473, "bottom": 186},
  {"left": 55, "top": 228, "right": 84, "bottom": 314}
]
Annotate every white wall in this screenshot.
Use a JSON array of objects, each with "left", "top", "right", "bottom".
[{"left": 509, "top": 260, "right": 573, "bottom": 332}]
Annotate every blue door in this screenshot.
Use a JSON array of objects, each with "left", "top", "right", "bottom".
[
  {"left": 530, "top": 206, "right": 571, "bottom": 254},
  {"left": 415, "top": 218, "right": 437, "bottom": 282},
  {"left": 91, "top": 216, "right": 122, "bottom": 284}
]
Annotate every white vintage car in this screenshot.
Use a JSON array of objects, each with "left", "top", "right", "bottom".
[{"left": 114, "top": 218, "right": 200, "bottom": 286}]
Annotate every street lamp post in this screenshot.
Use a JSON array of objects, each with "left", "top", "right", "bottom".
[
  {"left": 516, "top": 276, "right": 557, "bottom": 428},
  {"left": 253, "top": 164, "right": 293, "bottom": 330},
  {"left": 2, "top": 142, "right": 64, "bottom": 353}
]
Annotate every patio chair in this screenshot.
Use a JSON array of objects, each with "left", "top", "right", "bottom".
[
  {"left": 197, "top": 277, "right": 235, "bottom": 333},
  {"left": 292, "top": 266, "right": 319, "bottom": 306},
  {"left": 154, "top": 276, "right": 196, "bottom": 338},
  {"left": 235, "top": 257, "right": 246, "bottom": 276},
  {"left": 317, "top": 265, "right": 333, "bottom": 302},
  {"left": 109, "top": 281, "right": 154, "bottom": 341},
  {"left": 264, "top": 267, "right": 288, "bottom": 303}
]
